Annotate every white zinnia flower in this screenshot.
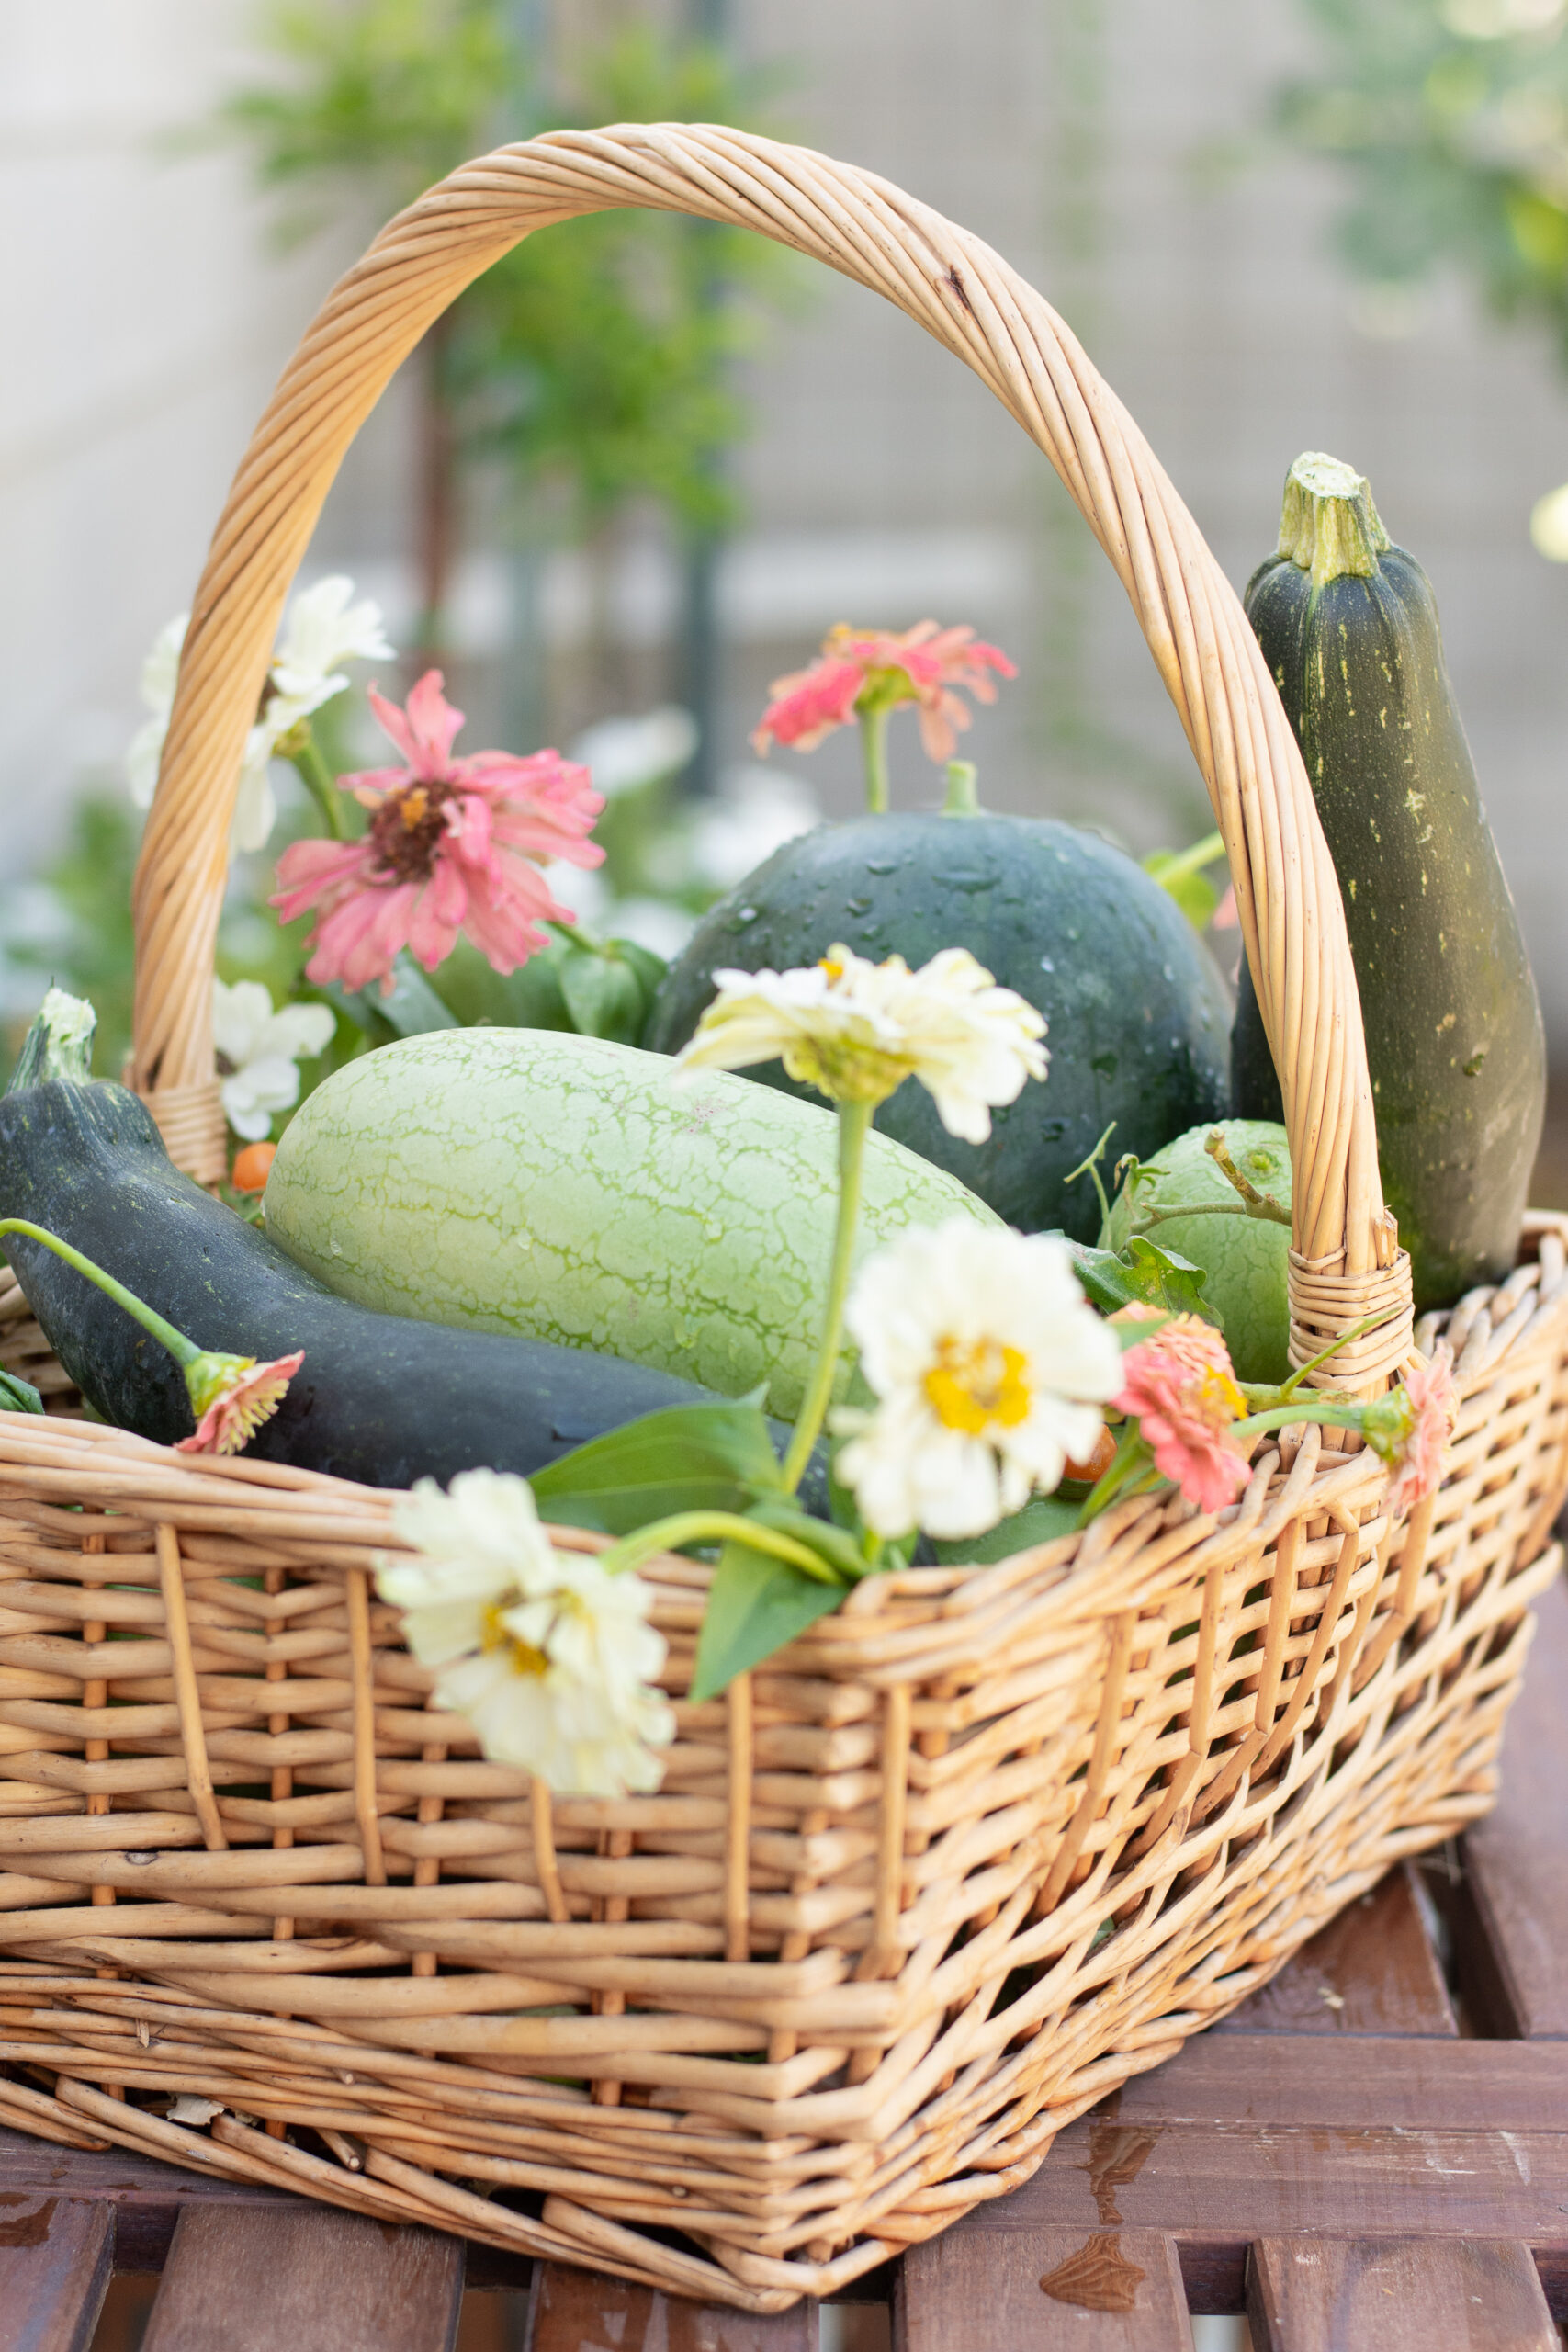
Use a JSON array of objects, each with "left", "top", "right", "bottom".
[
  {"left": 127, "top": 576, "right": 394, "bottom": 853},
  {"left": 377, "top": 1468, "right": 675, "bottom": 1799},
  {"left": 833, "top": 1219, "right": 1122, "bottom": 1540},
  {"left": 675, "top": 942, "right": 1046, "bottom": 1140},
  {"left": 211, "top": 979, "right": 335, "bottom": 1142}
]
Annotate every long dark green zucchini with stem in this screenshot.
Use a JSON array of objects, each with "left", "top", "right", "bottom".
[
  {"left": 0, "top": 992, "right": 737, "bottom": 1487},
  {"left": 1234, "top": 452, "right": 1546, "bottom": 1312}
]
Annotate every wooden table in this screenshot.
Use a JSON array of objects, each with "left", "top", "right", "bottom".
[{"left": 4, "top": 1577, "right": 1565, "bottom": 2352}]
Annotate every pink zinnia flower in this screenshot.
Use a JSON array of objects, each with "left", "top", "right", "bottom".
[
  {"left": 270, "top": 671, "right": 604, "bottom": 994},
  {"left": 1365, "top": 1342, "right": 1456, "bottom": 1514},
  {"left": 175, "top": 1351, "right": 304, "bottom": 1456},
  {"left": 1114, "top": 1314, "right": 1252, "bottom": 1515},
  {"left": 752, "top": 621, "right": 1016, "bottom": 763}
]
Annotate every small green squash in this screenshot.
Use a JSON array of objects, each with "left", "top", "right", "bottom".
[
  {"left": 644, "top": 793, "right": 1232, "bottom": 1243},
  {"left": 1235, "top": 452, "right": 1545, "bottom": 1311},
  {"left": 264, "top": 1028, "right": 1000, "bottom": 1419}
]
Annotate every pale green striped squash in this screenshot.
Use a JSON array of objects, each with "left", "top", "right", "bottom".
[{"left": 264, "top": 1029, "right": 1001, "bottom": 1418}]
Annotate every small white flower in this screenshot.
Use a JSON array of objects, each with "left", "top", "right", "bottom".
[
  {"left": 676, "top": 941, "right": 1046, "bottom": 1139},
  {"left": 128, "top": 576, "right": 394, "bottom": 852},
  {"left": 691, "top": 765, "right": 820, "bottom": 888},
  {"left": 127, "top": 613, "right": 188, "bottom": 810},
  {"left": 378, "top": 1468, "right": 675, "bottom": 1799},
  {"left": 265, "top": 574, "right": 397, "bottom": 735},
  {"left": 832, "top": 1218, "right": 1122, "bottom": 1541},
  {"left": 570, "top": 706, "right": 699, "bottom": 797},
  {"left": 212, "top": 978, "right": 334, "bottom": 1142}
]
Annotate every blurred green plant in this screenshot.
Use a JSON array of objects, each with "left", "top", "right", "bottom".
[
  {"left": 1279, "top": 0, "right": 1568, "bottom": 355},
  {"left": 220, "top": 2, "right": 803, "bottom": 637},
  {"left": 3, "top": 797, "right": 141, "bottom": 1080}
]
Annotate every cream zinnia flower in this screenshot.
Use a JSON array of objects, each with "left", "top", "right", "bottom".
[
  {"left": 377, "top": 1469, "right": 675, "bottom": 1798},
  {"left": 128, "top": 576, "right": 395, "bottom": 852},
  {"left": 833, "top": 1219, "right": 1122, "bottom": 1539},
  {"left": 676, "top": 942, "right": 1046, "bottom": 1140}
]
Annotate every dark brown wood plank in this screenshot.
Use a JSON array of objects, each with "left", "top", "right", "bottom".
[
  {"left": 140, "top": 2204, "right": 465, "bottom": 2352},
  {"left": 0, "top": 2195, "right": 112, "bottom": 2352},
  {"left": 1460, "top": 1569, "right": 1568, "bottom": 2037},
  {"left": 1110, "top": 2030, "right": 1568, "bottom": 2131},
  {"left": 1216, "top": 1863, "right": 1456, "bottom": 2036},
  {"left": 967, "top": 2108, "right": 1568, "bottom": 2317},
  {"left": 896, "top": 2225, "right": 1190, "bottom": 2349},
  {"left": 1247, "top": 2234, "right": 1557, "bottom": 2350},
  {"left": 527, "top": 2261, "right": 817, "bottom": 2348}
]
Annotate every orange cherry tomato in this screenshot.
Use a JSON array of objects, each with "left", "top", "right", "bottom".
[
  {"left": 1064, "top": 1424, "right": 1117, "bottom": 1484},
  {"left": 231, "top": 1140, "right": 277, "bottom": 1194}
]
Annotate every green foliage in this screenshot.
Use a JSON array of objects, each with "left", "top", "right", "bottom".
[
  {"left": 1280, "top": 0, "right": 1568, "bottom": 358},
  {"left": 4, "top": 797, "right": 140, "bottom": 1081},
  {"left": 220, "top": 3, "right": 803, "bottom": 537},
  {"left": 532, "top": 1400, "right": 784, "bottom": 1535},
  {"left": 1069, "top": 1234, "right": 1217, "bottom": 1322},
  {"left": 1142, "top": 831, "right": 1226, "bottom": 932},
  {"left": 689, "top": 1536, "right": 845, "bottom": 1702}
]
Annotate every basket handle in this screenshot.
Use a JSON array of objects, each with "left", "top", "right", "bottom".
[{"left": 133, "top": 125, "right": 1411, "bottom": 1386}]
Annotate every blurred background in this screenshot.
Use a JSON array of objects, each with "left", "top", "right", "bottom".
[{"left": 8, "top": 0, "right": 1568, "bottom": 1184}]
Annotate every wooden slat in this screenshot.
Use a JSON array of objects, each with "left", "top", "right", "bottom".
[
  {"left": 896, "top": 2225, "right": 1191, "bottom": 2349},
  {"left": 1247, "top": 2235, "right": 1557, "bottom": 2350},
  {"left": 1460, "top": 1570, "right": 1568, "bottom": 2036},
  {"left": 974, "top": 2107, "right": 1568, "bottom": 2319},
  {"left": 0, "top": 2195, "right": 112, "bottom": 2352},
  {"left": 1217, "top": 1863, "right": 1455, "bottom": 2035},
  {"left": 140, "top": 2204, "right": 465, "bottom": 2352},
  {"left": 528, "top": 2260, "right": 818, "bottom": 2348},
  {"left": 1111, "top": 2030, "right": 1568, "bottom": 2131}
]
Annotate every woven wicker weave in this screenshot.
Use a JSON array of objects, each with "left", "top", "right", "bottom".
[{"left": 2, "top": 129, "right": 1564, "bottom": 2312}]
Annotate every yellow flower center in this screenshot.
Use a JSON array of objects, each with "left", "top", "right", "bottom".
[
  {"left": 818, "top": 956, "right": 845, "bottom": 985},
  {"left": 1193, "top": 1363, "right": 1246, "bottom": 1428},
  {"left": 923, "top": 1335, "right": 1032, "bottom": 1435},
  {"left": 482, "top": 1602, "right": 547, "bottom": 1679},
  {"left": 400, "top": 786, "right": 430, "bottom": 829}
]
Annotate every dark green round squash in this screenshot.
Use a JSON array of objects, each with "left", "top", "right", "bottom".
[{"left": 644, "top": 809, "right": 1232, "bottom": 1242}]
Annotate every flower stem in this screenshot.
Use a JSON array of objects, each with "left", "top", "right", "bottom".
[
  {"left": 0, "top": 1220, "right": 197, "bottom": 1368},
  {"left": 288, "top": 727, "right": 348, "bottom": 842},
  {"left": 1231, "top": 1397, "right": 1367, "bottom": 1446},
  {"left": 860, "top": 705, "right": 891, "bottom": 814},
  {"left": 598, "top": 1510, "right": 843, "bottom": 1585},
  {"left": 784, "top": 1098, "right": 872, "bottom": 1493}
]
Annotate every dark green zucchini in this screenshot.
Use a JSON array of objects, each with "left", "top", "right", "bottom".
[
  {"left": 0, "top": 1072, "right": 724, "bottom": 1487},
  {"left": 645, "top": 794, "right": 1231, "bottom": 1244},
  {"left": 1235, "top": 452, "right": 1545, "bottom": 1311}
]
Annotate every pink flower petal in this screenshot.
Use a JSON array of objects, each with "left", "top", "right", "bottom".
[
  {"left": 175, "top": 1351, "right": 303, "bottom": 1456},
  {"left": 751, "top": 658, "right": 865, "bottom": 755},
  {"left": 406, "top": 859, "right": 468, "bottom": 970},
  {"left": 1114, "top": 1315, "right": 1251, "bottom": 1515}
]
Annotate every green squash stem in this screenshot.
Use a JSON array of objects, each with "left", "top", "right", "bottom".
[{"left": 1277, "top": 450, "right": 1391, "bottom": 588}]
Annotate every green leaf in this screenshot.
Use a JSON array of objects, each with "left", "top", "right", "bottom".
[
  {"left": 612, "top": 937, "right": 669, "bottom": 1003},
  {"left": 931, "top": 1493, "right": 1081, "bottom": 1565},
  {"left": 1122, "top": 1237, "right": 1216, "bottom": 1319},
  {"left": 326, "top": 952, "right": 460, "bottom": 1044},
  {"left": 531, "top": 1401, "right": 784, "bottom": 1535},
  {"left": 0, "top": 1369, "right": 44, "bottom": 1415},
  {"left": 1069, "top": 1237, "right": 1215, "bottom": 1323},
  {"left": 744, "top": 1497, "right": 869, "bottom": 1583},
  {"left": 558, "top": 943, "right": 648, "bottom": 1046},
  {"left": 689, "top": 1540, "right": 847, "bottom": 1702},
  {"left": 1142, "top": 834, "right": 1226, "bottom": 933}
]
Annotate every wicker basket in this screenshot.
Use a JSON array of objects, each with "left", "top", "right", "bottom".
[{"left": 2, "top": 128, "right": 1565, "bottom": 2315}]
